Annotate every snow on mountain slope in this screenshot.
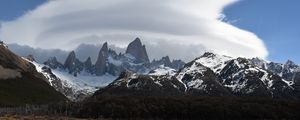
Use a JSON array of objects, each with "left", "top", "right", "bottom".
[
  {"left": 220, "top": 58, "right": 271, "bottom": 93},
  {"left": 23, "top": 49, "right": 300, "bottom": 100},
  {"left": 176, "top": 61, "right": 208, "bottom": 82},
  {"left": 194, "top": 53, "right": 296, "bottom": 98},
  {"left": 196, "top": 52, "right": 233, "bottom": 74},
  {"left": 250, "top": 57, "right": 270, "bottom": 70},
  {"left": 148, "top": 65, "right": 176, "bottom": 76},
  {"left": 94, "top": 71, "right": 186, "bottom": 96},
  {"left": 51, "top": 69, "right": 117, "bottom": 93},
  {"left": 219, "top": 58, "right": 295, "bottom": 98},
  {"left": 27, "top": 59, "right": 117, "bottom": 100},
  {"left": 176, "top": 59, "right": 231, "bottom": 96},
  {"left": 250, "top": 58, "right": 299, "bottom": 86}
]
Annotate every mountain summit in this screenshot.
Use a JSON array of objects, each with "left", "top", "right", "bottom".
[
  {"left": 95, "top": 42, "right": 109, "bottom": 76},
  {"left": 64, "top": 51, "right": 84, "bottom": 76},
  {"left": 42, "top": 38, "right": 185, "bottom": 99},
  {"left": 46, "top": 38, "right": 183, "bottom": 77},
  {"left": 125, "top": 38, "right": 150, "bottom": 63}
]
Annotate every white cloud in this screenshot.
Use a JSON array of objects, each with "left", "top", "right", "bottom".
[{"left": 0, "top": 0, "right": 268, "bottom": 61}]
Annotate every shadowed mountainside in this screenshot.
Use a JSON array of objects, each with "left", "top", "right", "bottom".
[{"left": 0, "top": 44, "right": 67, "bottom": 106}]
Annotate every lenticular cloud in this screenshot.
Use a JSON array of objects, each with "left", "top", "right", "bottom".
[{"left": 0, "top": 0, "right": 268, "bottom": 61}]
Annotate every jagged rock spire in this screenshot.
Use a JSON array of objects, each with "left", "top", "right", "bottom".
[
  {"left": 95, "top": 42, "right": 109, "bottom": 76},
  {"left": 286, "top": 60, "right": 296, "bottom": 66},
  {"left": 84, "top": 57, "right": 93, "bottom": 73},
  {"left": 161, "top": 56, "right": 172, "bottom": 66},
  {"left": 201, "top": 52, "right": 216, "bottom": 58},
  {"left": 125, "top": 38, "right": 150, "bottom": 63},
  {"left": 44, "top": 57, "right": 64, "bottom": 69},
  {"left": 63, "top": 51, "right": 84, "bottom": 76},
  {"left": 100, "top": 42, "right": 109, "bottom": 56},
  {"left": 64, "top": 51, "right": 76, "bottom": 68},
  {"left": 84, "top": 57, "right": 92, "bottom": 67}
]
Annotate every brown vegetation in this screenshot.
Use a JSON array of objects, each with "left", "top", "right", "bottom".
[
  {"left": 0, "top": 96, "right": 300, "bottom": 119},
  {"left": 71, "top": 96, "right": 300, "bottom": 119},
  {"left": 0, "top": 115, "right": 86, "bottom": 120}
]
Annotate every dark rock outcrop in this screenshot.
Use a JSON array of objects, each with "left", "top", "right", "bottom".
[
  {"left": 45, "top": 38, "right": 184, "bottom": 77},
  {"left": 150, "top": 56, "right": 185, "bottom": 70},
  {"left": 171, "top": 59, "right": 185, "bottom": 70},
  {"left": 151, "top": 56, "right": 172, "bottom": 68},
  {"left": 84, "top": 57, "right": 93, "bottom": 73},
  {"left": 95, "top": 42, "right": 109, "bottom": 76},
  {"left": 44, "top": 57, "right": 64, "bottom": 69},
  {"left": 125, "top": 38, "right": 150, "bottom": 63},
  {"left": 176, "top": 59, "right": 232, "bottom": 96},
  {"left": 220, "top": 58, "right": 295, "bottom": 99},
  {"left": 63, "top": 51, "right": 84, "bottom": 76}
]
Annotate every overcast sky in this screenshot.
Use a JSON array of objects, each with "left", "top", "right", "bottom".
[{"left": 0, "top": 0, "right": 270, "bottom": 62}]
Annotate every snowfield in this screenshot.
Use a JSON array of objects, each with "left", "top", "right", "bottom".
[
  {"left": 27, "top": 59, "right": 117, "bottom": 100},
  {"left": 148, "top": 65, "right": 176, "bottom": 76},
  {"left": 51, "top": 69, "right": 117, "bottom": 93}
]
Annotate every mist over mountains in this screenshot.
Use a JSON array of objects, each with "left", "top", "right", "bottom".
[
  {"left": 8, "top": 43, "right": 122, "bottom": 63},
  {"left": 21, "top": 38, "right": 183, "bottom": 100},
  {"left": 8, "top": 39, "right": 209, "bottom": 64}
]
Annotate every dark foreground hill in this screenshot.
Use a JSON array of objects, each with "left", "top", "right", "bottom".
[
  {"left": 60, "top": 96, "right": 300, "bottom": 120},
  {"left": 0, "top": 96, "right": 299, "bottom": 120},
  {"left": 0, "top": 44, "right": 67, "bottom": 106}
]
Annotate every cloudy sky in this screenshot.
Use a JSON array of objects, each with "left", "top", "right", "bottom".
[{"left": 0, "top": 0, "right": 298, "bottom": 64}]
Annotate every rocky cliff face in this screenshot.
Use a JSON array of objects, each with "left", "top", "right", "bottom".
[
  {"left": 220, "top": 58, "right": 291, "bottom": 98},
  {"left": 95, "top": 42, "right": 109, "bottom": 76},
  {"left": 84, "top": 57, "right": 93, "bottom": 73},
  {"left": 250, "top": 58, "right": 300, "bottom": 98},
  {"left": 125, "top": 38, "right": 150, "bottom": 63},
  {"left": 43, "top": 57, "right": 64, "bottom": 69},
  {"left": 150, "top": 56, "right": 185, "bottom": 72},
  {"left": 45, "top": 38, "right": 184, "bottom": 77},
  {"left": 64, "top": 51, "right": 84, "bottom": 76},
  {"left": 176, "top": 59, "right": 232, "bottom": 96}
]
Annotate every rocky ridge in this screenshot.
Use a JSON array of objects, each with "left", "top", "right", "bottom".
[{"left": 95, "top": 52, "right": 300, "bottom": 100}]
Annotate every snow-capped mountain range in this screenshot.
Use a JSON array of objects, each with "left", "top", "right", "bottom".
[
  {"left": 13, "top": 38, "right": 300, "bottom": 101},
  {"left": 28, "top": 38, "right": 185, "bottom": 100},
  {"left": 94, "top": 52, "right": 300, "bottom": 100}
]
